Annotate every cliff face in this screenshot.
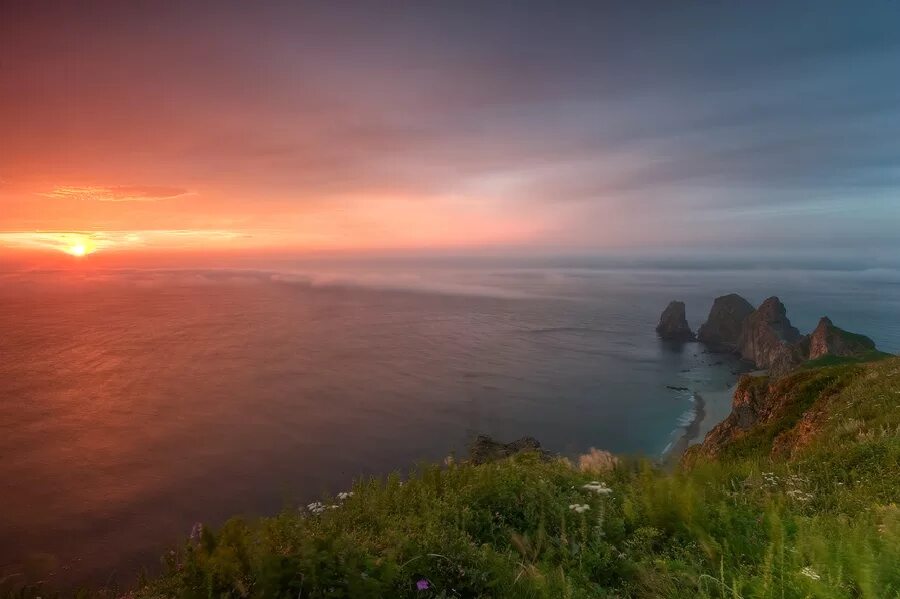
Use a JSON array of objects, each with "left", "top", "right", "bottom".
[
  {"left": 736, "top": 296, "right": 803, "bottom": 377},
  {"left": 697, "top": 294, "right": 755, "bottom": 351},
  {"left": 690, "top": 375, "right": 771, "bottom": 458},
  {"left": 808, "top": 316, "right": 876, "bottom": 360},
  {"left": 686, "top": 363, "right": 863, "bottom": 462},
  {"left": 655, "top": 301, "right": 695, "bottom": 341}
]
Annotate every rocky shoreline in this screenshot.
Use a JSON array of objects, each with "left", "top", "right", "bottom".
[
  {"left": 656, "top": 293, "right": 888, "bottom": 461},
  {"left": 662, "top": 391, "right": 707, "bottom": 466}
]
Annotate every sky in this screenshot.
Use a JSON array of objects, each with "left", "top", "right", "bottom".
[{"left": 2, "top": 1, "right": 900, "bottom": 266}]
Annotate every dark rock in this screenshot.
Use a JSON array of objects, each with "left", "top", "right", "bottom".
[
  {"left": 666, "top": 385, "right": 690, "bottom": 391},
  {"left": 697, "top": 294, "right": 755, "bottom": 351},
  {"left": 655, "top": 301, "right": 695, "bottom": 341},
  {"left": 468, "top": 435, "right": 549, "bottom": 465},
  {"left": 737, "top": 297, "right": 803, "bottom": 376},
  {"left": 807, "top": 316, "right": 877, "bottom": 360}
]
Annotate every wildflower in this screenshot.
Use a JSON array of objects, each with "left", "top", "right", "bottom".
[
  {"left": 569, "top": 503, "right": 590, "bottom": 513},
  {"left": 582, "top": 481, "right": 613, "bottom": 495},
  {"left": 307, "top": 501, "right": 326, "bottom": 515},
  {"left": 416, "top": 578, "right": 430, "bottom": 590},
  {"left": 189, "top": 522, "right": 203, "bottom": 542},
  {"left": 337, "top": 491, "right": 354, "bottom": 500},
  {"left": 800, "top": 566, "right": 821, "bottom": 581}
]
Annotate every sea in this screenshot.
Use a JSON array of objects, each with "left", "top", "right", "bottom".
[{"left": 1, "top": 258, "right": 898, "bottom": 589}]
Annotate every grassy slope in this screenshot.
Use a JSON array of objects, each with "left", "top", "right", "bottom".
[{"left": 8, "top": 359, "right": 900, "bottom": 599}]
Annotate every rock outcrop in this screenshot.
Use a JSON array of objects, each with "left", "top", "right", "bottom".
[
  {"left": 736, "top": 296, "right": 803, "bottom": 376},
  {"left": 697, "top": 294, "right": 755, "bottom": 351},
  {"left": 670, "top": 293, "right": 883, "bottom": 379},
  {"left": 807, "top": 316, "right": 877, "bottom": 360},
  {"left": 655, "top": 301, "right": 695, "bottom": 341},
  {"left": 685, "top": 363, "right": 863, "bottom": 463},
  {"left": 688, "top": 374, "right": 770, "bottom": 459},
  {"left": 468, "top": 435, "right": 549, "bottom": 464}
]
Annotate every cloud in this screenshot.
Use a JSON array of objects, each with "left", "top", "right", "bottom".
[
  {"left": 4, "top": 3, "right": 900, "bottom": 252},
  {"left": 39, "top": 186, "right": 191, "bottom": 202}
]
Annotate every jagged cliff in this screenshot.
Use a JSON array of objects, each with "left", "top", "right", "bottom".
[
  {"left": 736, "top": 296, "right": 804, "bottom": 377},
  {"left": 655, "top": 300, "right": 695, "bottom": 341},
  {"left": 696, "top": 293, "right": 755, "bottom": 351}
]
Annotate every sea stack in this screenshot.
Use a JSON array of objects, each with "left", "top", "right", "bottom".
[
  {"left": 656, "top": 301, "right": 695, "bottom": 341},
  {"left": 737, "top": 296, "right": 803, "bottom": 376},
  {"left": 697, "top": 293, "right": 755, "bottom": 351},
  {"left": 807, "top": 316, "right": 877, "bottom": 360}
]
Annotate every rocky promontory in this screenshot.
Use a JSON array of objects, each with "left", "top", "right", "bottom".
[
  {"left": 807, "top": 316, "right": 877, "bottom": 360},
  {"left": 655, "top": 300, "right": 695, "bottom": 341},
  {"left": 696, "top": 293, "right": 755, "bottom": 351},
  {"left": 737, "top": 296, "right": 804, "bottom": 377}
]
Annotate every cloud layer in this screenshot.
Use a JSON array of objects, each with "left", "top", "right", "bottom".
[{"left": 1, "top": 2, "right": 899, "bottom": 254}]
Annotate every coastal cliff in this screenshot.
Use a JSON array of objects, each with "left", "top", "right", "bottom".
[
  {"left": 685, "top": 355, "right": 895, "bottom": 463},
  {"left": 736, "top": 296, "right": 804, "bottom": 376}
]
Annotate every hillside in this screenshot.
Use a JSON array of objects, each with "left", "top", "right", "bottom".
[{"left": 8, "top": 358, "right": 900, "bottom": 599}]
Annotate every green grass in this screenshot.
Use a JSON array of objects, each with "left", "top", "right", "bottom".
[
  {"left": 801, "top": 350, "right": 892, "bottom": 370},
  {"left": 6, "top": 359, "right": 900, "bottom": 599},
  {"left": 833, "top": 327, "right": 876, "bottom": 348}
]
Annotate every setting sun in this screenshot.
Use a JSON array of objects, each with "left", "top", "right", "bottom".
[{"left": 66, "top": 243, "right": 87, "bottom": 256}]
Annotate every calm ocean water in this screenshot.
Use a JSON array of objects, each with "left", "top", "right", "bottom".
[{"left": 1, "top": 263, "right": 898, "bottom": 588}]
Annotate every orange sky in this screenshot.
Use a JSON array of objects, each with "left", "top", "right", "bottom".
[
  {"left": 0, "top": 3, "right": 697, "bottom": 267},
  {"left": 4, "top": 3, "right": 898, "bottom": 267}
]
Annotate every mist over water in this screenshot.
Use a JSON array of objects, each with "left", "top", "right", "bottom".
[{"left": 1, "top": 261, "right": 898, "bottom": 588}]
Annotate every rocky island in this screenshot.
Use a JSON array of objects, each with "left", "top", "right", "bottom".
[
  {"left": 657, "top": 293, "right": 886, "bottom": 377},
  {"left": 696, "top": 293, "right": 755, "bottom": 351},
  {"left": 655, "top": 300, "right": 695, "bottom": 341}
]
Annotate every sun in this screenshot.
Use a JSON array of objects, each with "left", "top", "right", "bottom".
[{"left": 62, "top": 238, "right": 95, "bottom": 257}]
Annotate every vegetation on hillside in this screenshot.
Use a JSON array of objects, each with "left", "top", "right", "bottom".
[{"left": 6, "top": 359, "right": 899, "bottom": 598}]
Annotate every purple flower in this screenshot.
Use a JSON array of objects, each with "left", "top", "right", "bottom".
[{"left": 416, "top": 578, "right": 430, "bottom": 591}]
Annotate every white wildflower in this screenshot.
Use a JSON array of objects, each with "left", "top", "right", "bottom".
[
  {"left": 582, "top": 481, "right": 613, "bottom": 495},
  {"left": 800, "top": 566, "right": 821, "bottom": 581},
  {"left": 306, "top": 501, "right": 326, "bottom": 515},
  {"left": 337, "top": 491, "right": 354, "bottom": 500},
  {"left": 568, "top": 503, "right": 590, "bottom": 513}
]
